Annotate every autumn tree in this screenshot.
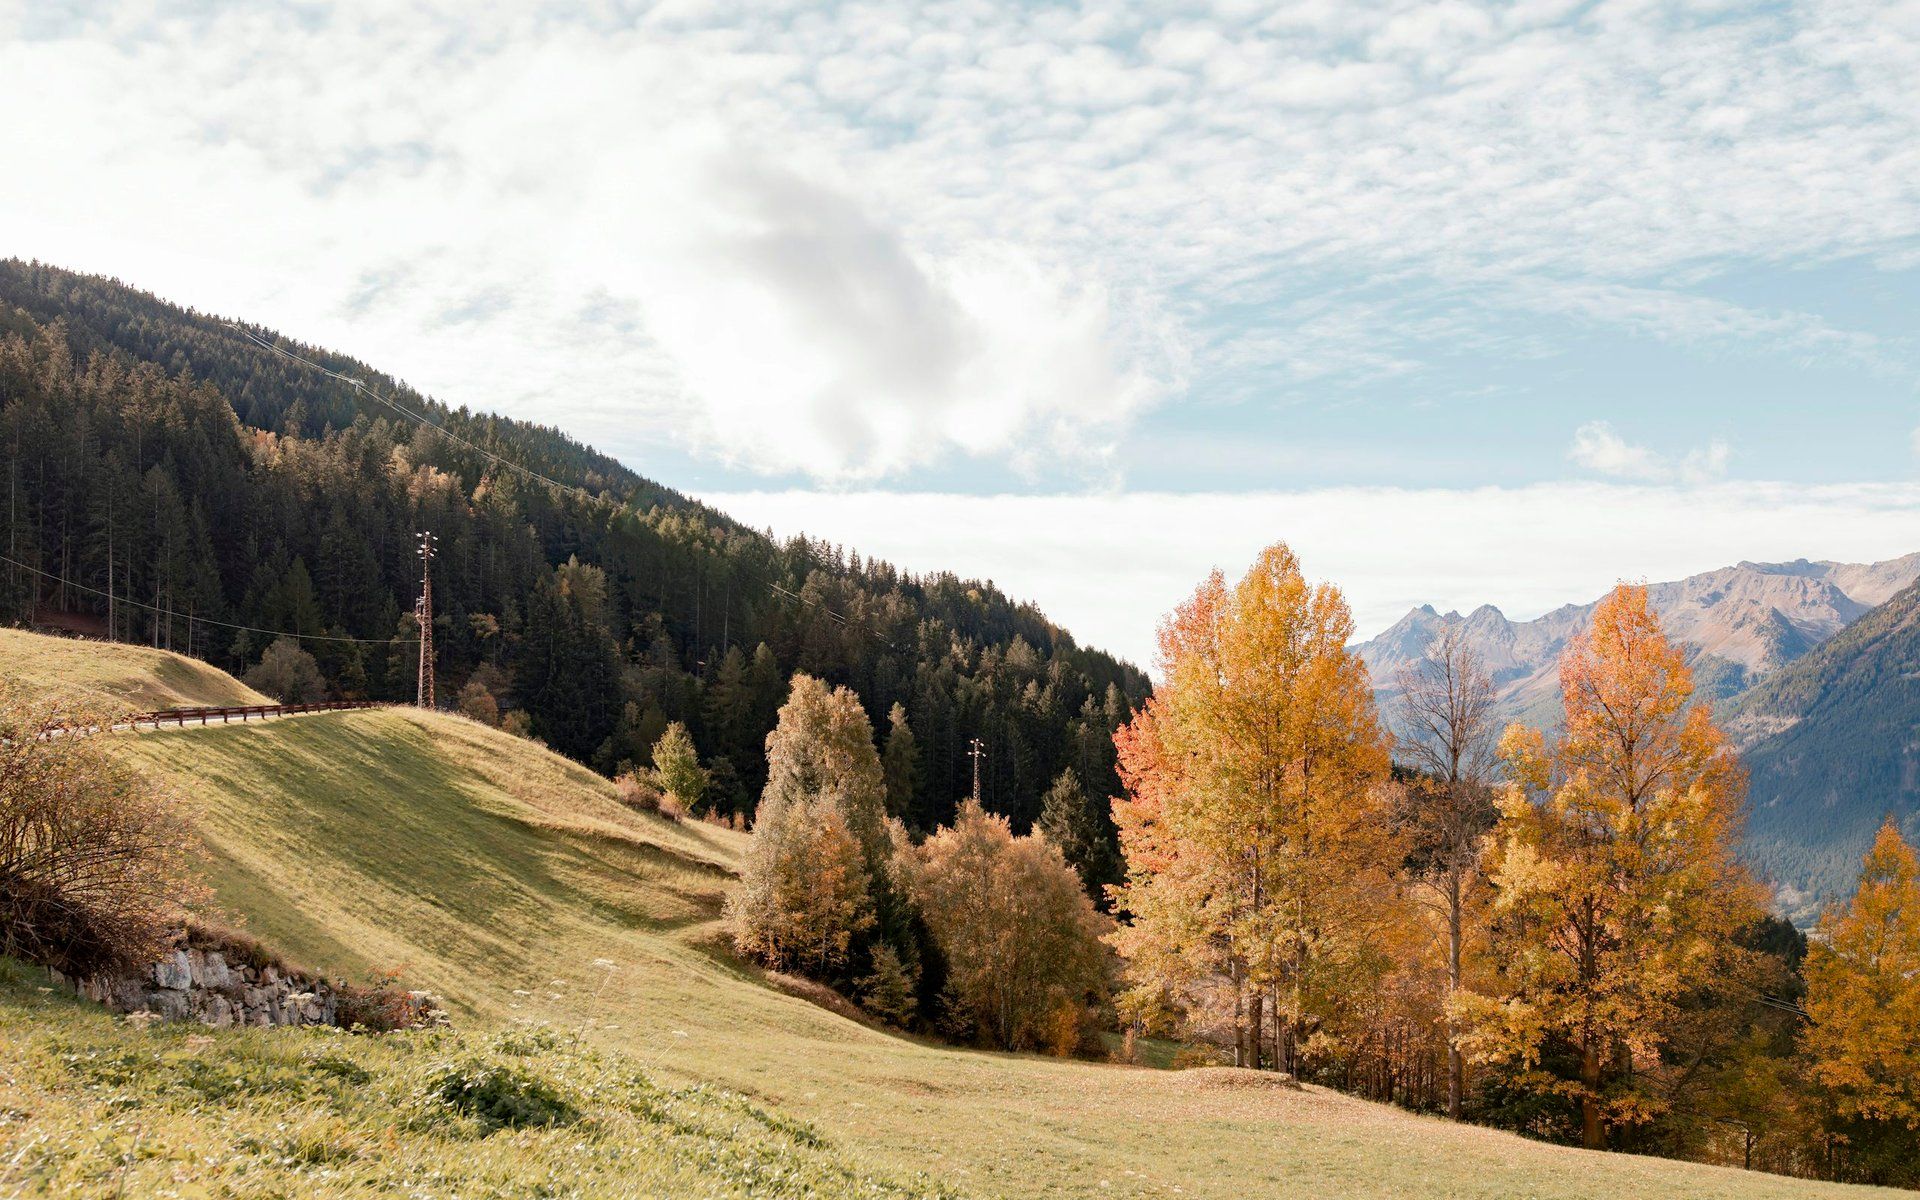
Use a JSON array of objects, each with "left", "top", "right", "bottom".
[
  {"left": 727, "top": 675, "right": 896, "bottom": 981},
  {"left": 1391, "top": 622, "right": 1498, "bottom": 1119},
  {"left": 908, "top": 799, "right": 1108, "bottom": 1052},
  {"left": 457, "top": 678, "right": 500, "bottom": 727},
  {"left": 1461, "top": 584, "right": 1761, "bottom": 1151},
  {"left": 727, "top": 794, "right": 870, "bottom": 975},
  {"left": 1802, "top": 818, "right": 1920, "bottom": 1186},
  {"left": 650, "top": 721, "right": 708, "bottom": 814},
  {"left": 1109, "top": 543, "right": 1397, "bottom": 1073}
]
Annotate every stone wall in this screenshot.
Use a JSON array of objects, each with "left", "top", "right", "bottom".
[{"left": 54, "top": 942, "right": 440, "bottom": 1031}]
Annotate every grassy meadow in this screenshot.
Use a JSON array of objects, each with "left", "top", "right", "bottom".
[
  {"left": 0, "top": 631, "right": 1903, "bottom": 1198},
  {"left": 0, "top": 628, "right": 270, "bottom": 710}
]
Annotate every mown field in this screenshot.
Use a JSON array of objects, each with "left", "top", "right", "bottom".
[{"left": 0, "top": 631, "right": 1902, "bottom": 1199}]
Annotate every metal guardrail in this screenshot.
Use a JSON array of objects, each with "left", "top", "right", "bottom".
[{"left": 127, "top": 700, "right": 383, "bottom": 729}]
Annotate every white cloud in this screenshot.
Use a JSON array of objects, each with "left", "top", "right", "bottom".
[
  {"left": 1569, "top": 421, "right": 1730, "bottom": 484},
  {"left": 703, "top": 483, "right": 1920, "bottom": 671},
  {"left": 0, "top": 1, "right": 1915, "bottom": 486}
]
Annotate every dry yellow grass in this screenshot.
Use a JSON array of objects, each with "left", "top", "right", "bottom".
[
  {"left": 3, "top": 629, "right": 1900, "bottom": 1199},
  {"left": 0, "top": 628, "right": 270, "bottom": 709}
]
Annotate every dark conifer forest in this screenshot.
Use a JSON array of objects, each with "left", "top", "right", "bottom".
[{"left": 0, "top": 260, "right": 1147, "bottom": 854}]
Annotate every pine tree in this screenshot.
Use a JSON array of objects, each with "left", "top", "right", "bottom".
[
  {"left": 857, "top": 943, "right": 919, "bottom": 1028},
  {"left": 1037, "top": 769, "right": 1112, "bottom": 901},
  {"left": 882, "top": 702, "right": 918, "bottom": 825}
]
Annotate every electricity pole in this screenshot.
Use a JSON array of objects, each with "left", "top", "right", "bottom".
[
  {"left": 968, "top": 736, "right": 985, "bottom": 806},
  {"left": 415, "top": 530, "right": 438, "bottom": 708}
]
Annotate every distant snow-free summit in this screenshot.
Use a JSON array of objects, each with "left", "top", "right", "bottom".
[{"left": 1355, "top": 553, "right": 1920, "bottom": 730}]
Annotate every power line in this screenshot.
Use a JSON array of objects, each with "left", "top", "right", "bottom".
[{"left": 0, "top": 552, "right": 415, "bottom": 646}]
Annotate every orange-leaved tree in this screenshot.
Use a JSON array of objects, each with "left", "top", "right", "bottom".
[
  {"left": 1461, "top": 583, "right": 1760, "bottom": 1150},
  {"left": 1108, "top": 543, "right": 1397, "bottom": 1073},
  {"left": 1802, "top": 817, "right": 1920, "bottom": 1183}
]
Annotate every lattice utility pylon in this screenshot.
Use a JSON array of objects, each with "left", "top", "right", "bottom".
[
  {"left": 968, "top": 736, "right": 986, "bottom": 806},
  {"left": 415, "top": 530, "right": 438, "bottom": 708}
]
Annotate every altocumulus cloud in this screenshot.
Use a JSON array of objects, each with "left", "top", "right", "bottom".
[{"left": 0, "top": 0, "right": 1914, "bottom": 481}]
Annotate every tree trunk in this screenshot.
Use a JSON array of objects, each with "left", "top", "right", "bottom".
[
  {"left": 1248, "top": 989, "right": 1265, "bottom": 1071},
  {"left": 1447, "top": 875, "right": 1464, "bottom": 1120},
  {"left": 1580, "top": 1040, "right": 1604, "bottom": 1150}
]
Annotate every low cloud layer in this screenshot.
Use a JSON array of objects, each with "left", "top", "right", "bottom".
[{"left": 707, "top": 483, "right": 1920, "bottom": 670}]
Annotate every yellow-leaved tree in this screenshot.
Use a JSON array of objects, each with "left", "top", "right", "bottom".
[
  {"left": 1461, "top": 584, "right": 1761, "bottom": 1150},
  {"left": 727, "top": 674, "right": 891, "bottom": 979},
  {"left": 1109, "top": 542, "right": 1398, "bottom": 1073},
  {"left": 1802, "top": 817, "right": 1920, "bottom": 1184}
]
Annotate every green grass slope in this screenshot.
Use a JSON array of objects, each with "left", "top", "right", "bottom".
[
  {"left": 0, "top": 958, "right": 948, "bottom": 1199},
  {"left": 0, "top": 628, "right": 271, "bottom": 709},
  {"left": 2, "top": 637, "right": 1900, "bottom": 1199}
]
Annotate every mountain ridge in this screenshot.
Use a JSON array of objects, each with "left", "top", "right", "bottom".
[
  {"left": 1357, "top": 553, "right": 1920, "bottom": 730},
  {"left": 1724, "top": 575, "right": 1920, "bottom": 922}
]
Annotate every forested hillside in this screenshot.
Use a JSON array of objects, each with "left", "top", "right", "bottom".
[
  {"left": 0, "top": 260, "right": 1147, "bottom": 846},
  {"left": 1728, "top": 577, "right": 1920, "bottom": 922}
]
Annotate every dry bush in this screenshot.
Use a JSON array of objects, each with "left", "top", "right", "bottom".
[
  {"left": 0, "top": 682, "right": 204, "bottom": 976},
  {"left": 614, "top": 770, "right": 661, "bottom": 814}
]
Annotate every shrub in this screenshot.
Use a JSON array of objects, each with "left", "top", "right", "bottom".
[
  {"left": 615, "top": 771, "right": 661, "bottom": 814},
  {"left": 335, "top": 969, "right": 436, "bottom": 1033},
  {"left": 500, "top": 710, "right": 534, "bottom": 739},
  {"left": 243, "top": 637, "right": 327, "bottom": 704},
  {"left": 456, "top": 679, "right": 499, "bottom": 727},
  {"left": 0, "top": 682, "right": 203, "bottom": 976},
  {"left": 431, "top": 1059, "right": 578, "bottom": 1130}
]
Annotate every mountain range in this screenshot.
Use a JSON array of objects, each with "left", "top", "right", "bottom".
[
  {"left": 1356, "top": 554, "right": 1920, "bottom": 730},
  {"left": 1358, "top": 555, "right": 1920, "bottom": 922},
  {"left": 1727, "top": 574, "right": 1920, "bottom": 923}
]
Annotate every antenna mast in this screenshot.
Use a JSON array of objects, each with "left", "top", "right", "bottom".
[
  {"left": 415, "top": 530, "right": 438, "bottom": 708},
  {"left": 968, "top": 736, "right": 986, "bottom": 806}
]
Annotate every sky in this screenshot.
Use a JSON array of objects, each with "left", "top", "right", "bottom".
[{"left": 3, "top": 0, "right": 1917, "bottom": 668}]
